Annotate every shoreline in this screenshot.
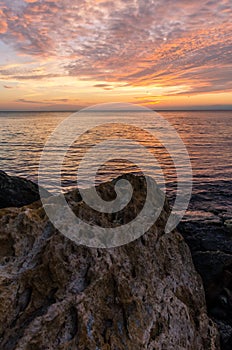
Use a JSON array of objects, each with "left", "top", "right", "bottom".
[
  {"left": 0, "top": 170, "right": 232, "bottom": 348},
  {"left": 0, "top": 171, "right": 220, "bottom": 348}
]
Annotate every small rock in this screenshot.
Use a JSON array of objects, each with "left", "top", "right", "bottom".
[{"left": 224, "top": 220, "right": 232, "bottom": 230}]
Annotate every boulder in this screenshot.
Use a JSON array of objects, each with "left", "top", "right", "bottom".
[
  {"left": 0, "top": 174, "right": 219, "bottom": 349},
  {"left": 0, "top": 170, "right": 50, "bottom": 209}
]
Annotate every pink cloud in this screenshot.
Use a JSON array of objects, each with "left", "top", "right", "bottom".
[
  {"left": 0, "top": 8, "right": 7, "bottom": 33},
  {"left": 0, "top": 21, "right": 7, "bottom": 33},
  {"left": 0, "top": 0, "right": 231, "bottom": 94}
]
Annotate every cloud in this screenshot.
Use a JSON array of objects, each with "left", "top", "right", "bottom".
[
  {"left": 3, "top": 84, "right": 13, "bottom": 88},
  {"left": 93, "top": 83, "right": 114, "bottom": 90},
  {"left": 16, "top": 97, "right": 75, "bottom": 104},
  {"left": 0, "top": 63, "right": 61, "bottom": 80},
  {"left": 0, "top": 21, "right": 7, "bottom": 34},
  {"left": 10, "top": 73, "right": 59, "bottom": 80},
  {"left": 16, "top": 98, "right": 50, "bottom": 104},
  {"left": 0, "top": 0, "right": 231, "bottom": 95},
  {"left": 0, "top": 9, "right": 7, "bottom": 33},
  {"left": 44, "top": 98, "right": 71, "bottom": 103},
  {"left": 94, "top": 84, "right": 111, "bottom": 88}
]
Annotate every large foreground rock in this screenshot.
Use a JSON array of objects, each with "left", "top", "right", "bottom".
[
  {"left": 0, "top": 174, "right": 219, "bottom": 349},
  {"left": 0, "top": 170, "right": 50, "bottom": 209}
]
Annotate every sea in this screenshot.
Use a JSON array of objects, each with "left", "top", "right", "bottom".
[{"left": 0, "top": 110, "right": 231, "bottom": 224}]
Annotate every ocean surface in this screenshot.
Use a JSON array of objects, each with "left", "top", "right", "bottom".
[{"left": 0, "top": 110, "right": 231, "bottom": 223}]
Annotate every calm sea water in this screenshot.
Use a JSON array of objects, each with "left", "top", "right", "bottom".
[{"left": 0, "top": 110, "right": 231, "bottom": 223}]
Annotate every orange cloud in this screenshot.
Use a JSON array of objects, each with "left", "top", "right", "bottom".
[
  {"left": 0, "top": 9, "right": 7, "bottom": 33},
  {"left": 0, "top": 21, "right": 7, "bottom": 33},
  {"left": 0, "top": 0, "right": 231, "bottom": 109}
]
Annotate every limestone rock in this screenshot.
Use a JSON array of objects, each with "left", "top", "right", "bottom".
[{"left": 0, "top": 174, "right": 219, "bottom": 349}]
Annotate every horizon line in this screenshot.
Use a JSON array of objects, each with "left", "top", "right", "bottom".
[{"left": 0, "top": 108, "right": 232, "bottom": 113}]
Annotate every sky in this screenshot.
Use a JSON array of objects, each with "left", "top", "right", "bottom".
[{"left": 0, "top": 0, "right": 231, "bottom": 111}]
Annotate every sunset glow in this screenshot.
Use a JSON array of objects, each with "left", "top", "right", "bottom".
[{"left": 0, "top": 0, "right": 231, "bottom": 110}]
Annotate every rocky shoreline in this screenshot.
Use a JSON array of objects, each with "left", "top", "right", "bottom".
[
  {"left": 0, "top": 171, "right": 223, "bottom": 349},
  {"left": 179, "top": 220, "right": 232, "bottom": 350},
  {"left": 174, "top": 177, "right": 232, "bottom": 350}
]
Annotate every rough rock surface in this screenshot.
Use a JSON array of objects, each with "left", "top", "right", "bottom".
[
  {"left": 0, "top": 174, "right": 219, "bottom": 349},
  {"left": 0, "top": 170, "right": 50, "bottom": 209}
]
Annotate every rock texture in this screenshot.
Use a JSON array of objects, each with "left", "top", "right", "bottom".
[
  {"left": 0, "top": 170, "right": 50, "bottom": 209},
  {"left": 179, "top": 221, "right": 232, "bottom": 350},
  {"left": 0, "top": 174, "right": 219, "bottom": 349},
  {"left": 177, "top": 179, "right": 232, "bottom": 350}
]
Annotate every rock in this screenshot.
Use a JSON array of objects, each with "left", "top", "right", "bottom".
[
  {"left": 179, "top": 221, "right": 232, "bottom": 350},
  {"left": 0, "top": 174, "right": 219, "bottom": 349},
  {"left": 0, "top": 170, "right": 50, "bottom": 209},
  {"left": 215, "top": 321, "right": 232, "bottom": 350},
  {"left": 225, "top": 220, "right": 232, "bottom": 230}
]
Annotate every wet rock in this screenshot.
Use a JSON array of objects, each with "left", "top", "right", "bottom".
[
  {"left": 216, "top": 321, "right": 232, "bottom": 350},
  {"left": 0, "top": 174, "right": 219, "bottom": 349},
  {"left": 179, "top": 220, "right": 232, "bottom": 350},
  {"left": 225, "top": 220, "right": 232, "bottom": 230},
  {"left": 0, "top": 170, "right": 50, "bottom": 209}
]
